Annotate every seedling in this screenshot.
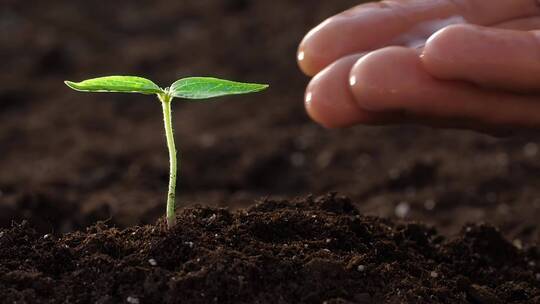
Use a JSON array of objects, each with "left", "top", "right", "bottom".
[{"left": 65, "top": 76, "right": 268, "bottom": 228}]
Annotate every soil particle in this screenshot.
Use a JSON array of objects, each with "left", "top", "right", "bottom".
[{"left": 1, "top": 194, "right": 538, "bottom": 303}]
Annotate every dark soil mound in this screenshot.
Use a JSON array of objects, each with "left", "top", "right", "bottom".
[{"left": 2, "top": 194, "right": 539, "bottom": 303}]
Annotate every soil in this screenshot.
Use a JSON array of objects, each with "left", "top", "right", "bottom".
[
  {"left": 1, "top": 194, "right": 539, "bottom": 303},
  {"left": 1, "top": 0, "right": 540, "bottom": 303}
]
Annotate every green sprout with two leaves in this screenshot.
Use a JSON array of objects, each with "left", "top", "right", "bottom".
[{"left": 65, "top": 76, "right": 268, "bottom": 228}]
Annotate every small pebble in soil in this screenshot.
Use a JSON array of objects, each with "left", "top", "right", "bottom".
[
  {"left": 486, "top": 192, "right": 497, "bottom": 203},
  {"left": 43, "top": 234, "right": 52, "bottom": 240},
  {"left": 325, "top": 238, "right": 331, "bottom": 244},
  {"left": 126, "top": 296, "right": 140, "bottom": 304},
  {"left": 388, "top": 168, "right": 400, "bottom": 180},
  {"left": 356, "top": 153, "right": 372, "bottom": 168},
  {"left": 294, "top": 133, "right": 312, "bottom": 150},
  {"left": 357, "top": 265, "right": 366, "bottom": 272},
  {"left": 148, "top": 258, "right": 157, "bottom": 266},
  {"left": 207, "top": 214, "right": 217, "bottom": 223},
  {"left": 0, "top": 231, "right": 4, "bottom": 238},
  {"left": 528, "top": 261, "right": 536, "bottom": 267},
  {"left": 524, "top": 142, "right": 538, "bottom": 157},
  {"left": 184, "top": 241, "right": 194, "bottom": 248},
  {"left": 424, "top": 199, "right": 437, "bottom": 211},
  {"left": 430, "top": 271, "right": 439, "bottom": 278},
  {"left": 290, "top": 152, "right": 305, "bottom": 167},
  {"left": 316, "top": 150, "right": 334, "bottom": 169},
  {"left": 238, "top": 275, "right": 245, "bottom": 286},
  {"left": 496, "top": 203, "right": 510, "bottom": 215},
  {"left": 395, "top": 202, "right": 410, "bottom": 219},
  {"left": 512, "top": 239, "right": 523, "bottom": 250},
  {"left": 405, "top": 187, "right": 416, "bottom": 198},
  {"left": 495, "top": 152, "right": 509, "bottom": 167},
  {"left": 200, "top": 134, "right": 216, "bottom": 148}
]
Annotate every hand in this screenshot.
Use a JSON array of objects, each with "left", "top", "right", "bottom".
[{"left": 298, "top": 0, "right": 540, "bottom": 133}]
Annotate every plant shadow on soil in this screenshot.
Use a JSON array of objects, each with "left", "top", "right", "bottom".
[{"left": 1, "top": 0, "right": 540, "bottom": 303}]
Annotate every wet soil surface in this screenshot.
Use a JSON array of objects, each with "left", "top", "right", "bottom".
[
  {"left": 1, "top": 195, "right": 539, "bottom": 304},
  {"left": 1, "top": 0, "right": 540, "bottom": 302}
]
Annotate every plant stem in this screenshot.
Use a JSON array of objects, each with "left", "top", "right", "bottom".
[{"left": 159, "top": 93, "right": 177, "bottom": 228}]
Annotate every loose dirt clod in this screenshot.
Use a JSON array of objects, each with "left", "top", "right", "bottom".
[{"left": 0, "top": 194, "right": 538, "bottom": 303}]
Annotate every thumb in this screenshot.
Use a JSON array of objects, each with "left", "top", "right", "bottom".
[{"left": 421, "top": 24, "right": 540, "bottom": 93}]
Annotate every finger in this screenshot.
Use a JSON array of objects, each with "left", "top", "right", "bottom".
[
  {"left": 298, "top": 0, "right": 540, "bottom": 76},
  {"left": 496, "top": 16, "right": 540, "bottom": 30},
  {"left": 305, "top": 54, "right": 402, "bottom": 128},
  {"left": 306, "top": 49, "right": 525, "bottom": 133},
  {"left": 349, "top": 46, "right": 540, "bottom": 129},
  {"left": 422, "top": 24, "right": 540, "bottom": 93}
]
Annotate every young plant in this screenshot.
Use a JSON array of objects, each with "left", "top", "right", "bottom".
[{"left": 65, "top": 76, "right": 268, "bottom": 228}]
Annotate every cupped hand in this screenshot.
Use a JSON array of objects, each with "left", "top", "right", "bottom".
[{"left": 298, "top": 0, "right": 540, "bottom": 133}]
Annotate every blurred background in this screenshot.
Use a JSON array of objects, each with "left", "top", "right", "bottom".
[{"left": 1, "top": 0, "right": 539, "bottom": 244}]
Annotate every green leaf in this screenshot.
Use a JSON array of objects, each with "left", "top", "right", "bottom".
[
  {"left": 169, "top": 77, "right": 268, "bottom": 100},
  {"left": 65, "top": 76, "right": 164, "bottom": 95}
]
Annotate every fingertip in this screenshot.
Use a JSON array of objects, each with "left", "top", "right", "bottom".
[
  {"left": 423, "top": 24, "right": 540, "bottom": 92},
  {"left": 305, "top": 54, "right": 385, "bottom": 128},
  {"left": 304, "top": 65, "right": 358, "bottom": 128},
  {"left": 348, "top": 48, "right": 398, "bottom": 112},
  {"left": 297, "top": 47, "right": 319, "bottom": 77},
  {"left": 297, "top": 18, "right": 337, "bottom": 76},
  {"left": 422, "top": 24, "right": 476, "bottom": 78},
  {"left": 349, "top": 46, "right": 428, "bottom": 113}
]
